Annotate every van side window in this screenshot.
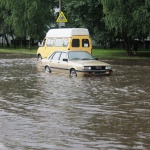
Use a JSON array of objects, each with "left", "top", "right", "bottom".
[
  {"left": 63, "top": 38, "right": 69, "bottom": 47},
  {"left": 60, "top": 52, "right": 67, "bottom": 61},
  {"left": 82, "top": 39, "right": 89, "bottom": 47},
  {"left": 46, "top": 38, "right": 54, "bottom": 47},
  {"left": 41, "top": 39, "right": 46, "bottom": 47},
  {"left": 72, "top": 39, "right": 80, "bottom": 47},
  {"left": 55, "top": 38, "right": 63, "bottom": 47}
]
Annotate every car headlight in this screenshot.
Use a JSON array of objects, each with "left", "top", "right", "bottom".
[
  {"left": 105, "top": 66, "right": 112, "bottom": 70},
  {"left": 83, "top": 66, "right": 91, "bottom": 70}
]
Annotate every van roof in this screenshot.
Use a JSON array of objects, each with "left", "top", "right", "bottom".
[{"left": 46, "top": 28, "right": 89, "bottom": 38}]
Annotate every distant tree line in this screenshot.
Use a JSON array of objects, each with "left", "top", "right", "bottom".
[{"left": 0, "top": 0, "right": 150, "bottom": 55}]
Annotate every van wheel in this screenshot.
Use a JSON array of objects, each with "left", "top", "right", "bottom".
[
  {"left": 70, "top": 69, "right": 77, "bottom": 77},
  {"left": 45, "top": 66, "right": 51, "bottom": 73},
  {"left": 38, "top": 54, "right": 42, "bottom": 60}
]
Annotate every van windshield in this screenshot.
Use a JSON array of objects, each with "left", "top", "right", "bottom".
[{"left": 68, "top": 51, "right": 95, "bottom": 60}]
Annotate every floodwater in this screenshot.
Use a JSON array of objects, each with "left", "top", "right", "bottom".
[{"left": 0, "top": 53, "right": 150, "bottom": 150}]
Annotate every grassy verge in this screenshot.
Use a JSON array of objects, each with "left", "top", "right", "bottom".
[
  {"left": 0, "top": 47, "right": 37, "bottom": 55},
  {"left": 92, "top": 49, "right": 126, "bottom": 59},
  {"left": 92, "top": 48, "right": 150, "bottom": 60},
  {"left": 0, "top": 47, "right": 150, "bottom": 60}
]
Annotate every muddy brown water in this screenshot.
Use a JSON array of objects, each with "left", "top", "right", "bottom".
[{"left": 0, "top": 54, "right": 150, "bottom": 150}]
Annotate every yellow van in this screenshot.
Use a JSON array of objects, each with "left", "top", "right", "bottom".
[{"left": 37, "top": 28, "right": 92, "bottom": 59}]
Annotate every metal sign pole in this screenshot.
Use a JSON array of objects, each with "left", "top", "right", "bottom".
[
  {"left": 56, "top": 0, "right": 67, "bottom": 27},
  {"left": 59, "top": 0, "right": 61, "bottom": 12},
  {"left": 59, "top": 0, "right": 62, "bottom": 28}
]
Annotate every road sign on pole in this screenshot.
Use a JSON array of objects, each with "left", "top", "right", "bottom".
[
  {"left": 56, "top": 11, "right": 68, "bottom": 22},
  {"left": 58, "top": 22, "right": 65, "bottom": 26}
]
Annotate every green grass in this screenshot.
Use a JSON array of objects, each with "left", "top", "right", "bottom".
[
  {"left": 0, "top": 47, "right": 150, "bottom": 60},
  {"left": 0, "top": 47, "right": 37, "bottom": 54},
  {"left": 92, "top": 48, "right": 150, "bottom": 60},
  {"left": 92, "top": 49, "right": 126, "bottom": 59}
]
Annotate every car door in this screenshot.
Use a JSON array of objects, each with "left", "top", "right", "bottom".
[
  {"left": 58, "top": 52, "right": 69, "bottom": 74},
  {"left": 50, "top": 52, "right": 61, "bottom": 72}
]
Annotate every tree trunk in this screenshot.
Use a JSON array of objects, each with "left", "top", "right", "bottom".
[
  {"left": 11, "top": 34, "right": 16, "bottom": 49},
  {"left": 1, "top": 36, "right": 4, "bottom": 47},
  {"left": 28, "top": 39, "right": 31, "bottom": 50},
  {"left": 4, "top": 34, "right": 10, "bottom": 47},
  {"left": 123, "top": 30, "right": 133, "bottom": 56},
  {"left": 23, "top": 37, "right": 27, "bottom": 47}
]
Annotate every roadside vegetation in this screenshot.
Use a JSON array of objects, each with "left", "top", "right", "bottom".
[
  {"left": 92, "top": 48, "right": 150, "bottom": 60},
  {"left": 0, "top": 0, "right": 149, "bottom": 57},
  {"left": 0, "top": 47, "right": 37, "bottom": 55},
  {"left": 0, "top": 47, "right": 150, "bottom": 60}
]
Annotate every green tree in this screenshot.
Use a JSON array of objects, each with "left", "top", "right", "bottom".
[
  {"left": 0, "top": 4, "right": 12, "bottom": 47},
  {"left": 1, "top": 0, "right": 149, "bottom": 52},
  {"left": 101, "top": 0, "right": 150, "bottom": 55},
  {"left": 0, "top": 0, "right": 56, "bottom": 48},
  {"left": 62, "top": 0, "right": 120, "bottom": 48}
]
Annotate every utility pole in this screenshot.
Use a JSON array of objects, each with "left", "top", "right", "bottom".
[
  {"left": 59, "top": 0, "right": 61, "bottom": 28},
  {"left": 59, "top": 0, "right": 61, "bottom": 12}
]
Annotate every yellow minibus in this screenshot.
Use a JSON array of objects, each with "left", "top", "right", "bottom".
[{"left": 37, "top": 28, "right": 92, "bottom": 59}]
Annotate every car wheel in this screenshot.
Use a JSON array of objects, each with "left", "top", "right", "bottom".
[
  {"left": 45, "top": 66, "right": 51, "bottom": 73},
  {"left": 70, "top": 69, "right": 77, "bottom": 77}
]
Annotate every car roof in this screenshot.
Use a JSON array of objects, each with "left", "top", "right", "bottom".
[
  {"left": 53, "top": 50, "right": 88, "bottom": 53},
  {"left": 47, "top": 50, "right": 90, "bottom": 58}
]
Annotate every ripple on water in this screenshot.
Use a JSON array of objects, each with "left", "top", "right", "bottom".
[{"left": 0, "top": 57, "right": 150, "bottom": 149}]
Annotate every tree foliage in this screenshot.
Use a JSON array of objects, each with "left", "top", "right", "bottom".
[
  {"left": 62, "top": 0, "right": 103, "bottom": 35},
  {"left": 101, "top": 0, "right": 150, "bottom": 54},
  {"left": 0, "top": 0, "right": 56, "bottom": 40},
  {"left": 0, "top": 0, "right": 149, "bottom": 53}
]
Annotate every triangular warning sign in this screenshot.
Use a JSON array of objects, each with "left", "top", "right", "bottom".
[{"left": 56, "top": 11, "right": 68, "bottom": 22}]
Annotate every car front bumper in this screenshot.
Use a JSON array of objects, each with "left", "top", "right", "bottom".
[{"left": 77, "top": 70, "right": 113, "bottom": 76}]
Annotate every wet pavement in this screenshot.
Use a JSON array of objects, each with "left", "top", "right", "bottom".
[{"left": 0, "top": 54, "right": 150, "bottom": 150}]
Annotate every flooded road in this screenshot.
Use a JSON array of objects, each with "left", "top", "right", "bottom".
[{"left": 0, "top": 54, "right": 150, "bottom": 150}]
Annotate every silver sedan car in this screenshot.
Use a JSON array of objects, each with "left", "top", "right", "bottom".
[{"left": 42, "top": 50, "right": 113, "bottom": 77}]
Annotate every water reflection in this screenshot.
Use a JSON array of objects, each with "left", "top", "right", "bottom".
[{"left": 0, "top": 54, "right": 150, "bottom": 149}]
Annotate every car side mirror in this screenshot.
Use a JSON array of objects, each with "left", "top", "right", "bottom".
[{"left": 63, "top": 58, "right": 68, "bottom": 62}]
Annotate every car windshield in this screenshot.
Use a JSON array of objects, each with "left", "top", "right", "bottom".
[{"left": 68, "top": 51, "right": 95, "bottom": 60}]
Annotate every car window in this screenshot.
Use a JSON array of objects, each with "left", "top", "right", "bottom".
[
  {"left": 48, "top": 53, "right": 54, "bottom": 60},
  {"left": 60, "top": 52, "right": 67, "bottom": 61},
  {"left": 52, "top": 52, "right": 61, "bottom": 60},
  {"left": 68, "top": 51, "right": 94, "bottom": 60}
]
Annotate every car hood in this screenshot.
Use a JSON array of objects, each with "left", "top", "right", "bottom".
[
  {"left": 42, "top": 58, "right": 48, "bottom": 62},
  {"left": 70, "top": 60, "right": 110, "bottom": 66}
]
